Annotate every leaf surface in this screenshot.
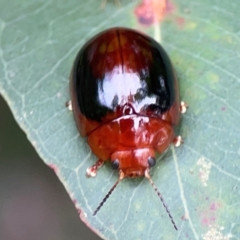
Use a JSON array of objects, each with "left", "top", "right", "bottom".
[{"left": 0, "top": 0, "right": 239, "bottom": 239}]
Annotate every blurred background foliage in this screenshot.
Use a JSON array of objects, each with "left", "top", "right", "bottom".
[{"left": 0, "top": 95, "right": 101, "bottom": 240}]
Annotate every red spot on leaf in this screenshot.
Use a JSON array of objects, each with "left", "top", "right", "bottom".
[
  {"left": 165, "top": 0, "right": 175, "bottom": 13},
  {"left": 181, "top": 214, "right": 188, "bottom": 221},
  {"left": 71, "top": 199, "right": 82, "bottom": 214},
  {"left": 72, "top": 199, "right": 79, "bottom": 210},
  {"left": 175, "top": 17, "right": 186, "bottom": 29},
  {"left": 221, "top": 107, "right": 226, "bottom": 111},
  {"left": 48, "top": 164, "right": 58, "bottom": 174},
  {"left": 134, "top": 0, "right": 175, "bottom": 26},
  {"left": 202, "top": 216, "right": 216, "bottom": 226},
  {"left": 210, "top": 202, "right": 221, "bottom": 211},
  {"left": 200, "top": 201, "right": 221, "bottom": 227}
]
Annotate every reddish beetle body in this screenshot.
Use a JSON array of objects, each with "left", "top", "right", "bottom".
[
  {"left": 70, "top": 27, "right": 185, "bottom": 229},
  {"left": 70, "top": 27, "right": 180, "bottom": 175}
]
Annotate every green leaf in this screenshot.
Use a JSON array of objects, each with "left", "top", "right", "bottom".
[{"left": 0, "top": 0, "right": 239, "bottom": 239}]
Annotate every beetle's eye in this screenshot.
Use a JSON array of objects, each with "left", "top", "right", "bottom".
[
  {"left": 111, "top": 159, "right": 120, "bottom": 169},
  {"left": 148, "top": 157, "right": 156, "bottom": 168}
]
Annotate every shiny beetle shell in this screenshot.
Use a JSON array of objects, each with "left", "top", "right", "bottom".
[{"left": 70, "top": 27, "right": 180, "bottom": 177}]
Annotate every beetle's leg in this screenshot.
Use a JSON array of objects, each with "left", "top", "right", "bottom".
[
  {"left": 66, "top": 100, "right": 72, "bottom": 111},
  {"left": 180, "top": 101, "right": 188, "bottom": 114},
  {"left": 86, "top": 159, "right": 104, "bottom": 177},
  {"left": 173, "top": 136, "right": 183, "bottom": 147}
]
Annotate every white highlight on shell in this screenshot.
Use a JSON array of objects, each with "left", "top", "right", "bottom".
[{"left": 97, "top": 66, "right": 157, "bottom": 111}]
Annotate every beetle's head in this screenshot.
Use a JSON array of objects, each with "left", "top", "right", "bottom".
[
  {"left": 93, "top": 148, "right": 178, "bottom": 230},
  {"left": 110, "top": 148, "right": 156, "bottom": 177}
]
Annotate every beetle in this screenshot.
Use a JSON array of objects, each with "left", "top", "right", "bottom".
[{"left": 69, "top": 27, "right": 187, "bottom": 230}]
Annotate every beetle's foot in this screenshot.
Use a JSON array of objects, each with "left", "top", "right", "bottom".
[
  {"left": 66, "top": 100, "right": 72, "bottom": 111},
  {"left": 86, "top": 159, "right": 104, "bottom": 177},
  {"left": 173, "top": 136, "right": 183, "bottom": 147},
  {"left": 180, "top": 101, "right": 188, "bottom": 114}
]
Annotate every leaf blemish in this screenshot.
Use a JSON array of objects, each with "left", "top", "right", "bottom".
[
  {"left": 48, "top": 164, "right": 59, "bottom": 174},
  {"left": 197, "top": 157, "right": 212, "bottom": 187}
]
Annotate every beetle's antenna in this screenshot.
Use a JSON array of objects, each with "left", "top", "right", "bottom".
[
  {"left": 145, "top": 169, "right": 178, "bottom": 231},
  {"left": 93, "top": 170, "right": 125, "bottom": 216}
]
